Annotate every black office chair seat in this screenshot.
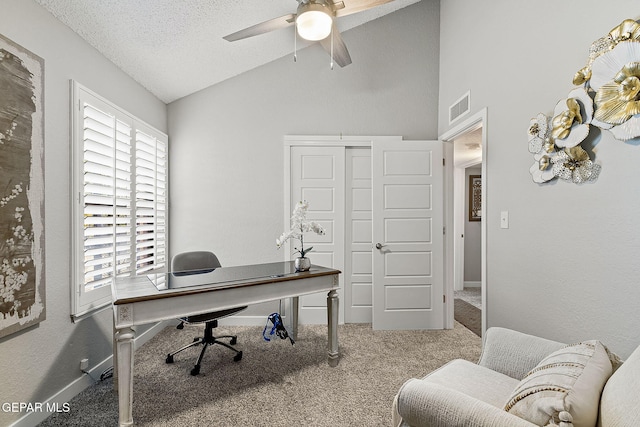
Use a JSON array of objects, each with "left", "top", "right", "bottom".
[
  {"left": 180, "top": 307, "right": 246, "bottom": 324},
  {"left": 166, "top": 251, "right": 247, "bottom": 376}
]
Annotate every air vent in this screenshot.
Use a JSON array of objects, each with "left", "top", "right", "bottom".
[{"left": 449, "top": 91, "right": 470, "bottom": 124}]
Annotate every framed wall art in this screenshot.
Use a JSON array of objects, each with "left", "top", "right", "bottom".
[
  {"left": 469, "top": 175, "right": 481, "bottom": 222},
  {"left": 0, "top": 33, "right": 45, "bottom": 339}
]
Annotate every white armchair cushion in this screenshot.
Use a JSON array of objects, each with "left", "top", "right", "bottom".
[
  {"left": 419, "top": 359, "right": 519, "bottom": 407},
  {"left": 504, "top": 340, "right": 613, "bottom": 427}
]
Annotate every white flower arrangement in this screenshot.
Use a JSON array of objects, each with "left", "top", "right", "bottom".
[{"left": 276, "top": 200, "right": 325, "bottom": 258}]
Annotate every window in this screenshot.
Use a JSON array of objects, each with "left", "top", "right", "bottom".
[{"left": 71, "top": 82, "right": 167, "bottom": 318}]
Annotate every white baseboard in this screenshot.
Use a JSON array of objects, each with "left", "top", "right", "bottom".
[
  {"left": 464, "top": 281, "right": 481, "bottom": 288},
  {"left": 9, "top": 320, "right": 171, "bottom": 427}
]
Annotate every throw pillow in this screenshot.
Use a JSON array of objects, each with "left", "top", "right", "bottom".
[{"left": 504, "top": 340, "right": 613, "bottom": 427}]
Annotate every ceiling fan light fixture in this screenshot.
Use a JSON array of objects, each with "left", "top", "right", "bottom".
[{"left": 296, "top": 2, "right": 333, "bottom": 41}]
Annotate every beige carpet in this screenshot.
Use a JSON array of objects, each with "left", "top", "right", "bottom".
[{"left": 39, "top": 322, "right": 481, "bottom": 426}]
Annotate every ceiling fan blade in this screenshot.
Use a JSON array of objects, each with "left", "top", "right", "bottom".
[
  {"left": 334, "top": 0, "right": 396, "bottom": 17},
  {"left": 223, "top": 14, "right": 296, "bottom": 42},
  {"left": 320, "top": 26, "right": 352, "bottom": 67}
]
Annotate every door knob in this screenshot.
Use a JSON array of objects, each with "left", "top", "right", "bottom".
[{"left": 375, "top": 243, "right": 385, "bottom": 250}]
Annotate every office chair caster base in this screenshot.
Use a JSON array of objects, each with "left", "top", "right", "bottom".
[
  {"left": 166, "top": 354, "right": 174, "bottom": 364},
  {"left": 234, "top": 351, "right": 243, "bottom": 362},
  {"left": 190, "top": 365, "right": 200, "bottom": 376},
  {"left": 230, "top": 336, "right": 237, "bottom": 345}
]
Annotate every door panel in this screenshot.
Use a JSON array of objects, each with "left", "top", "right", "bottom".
[
  {"left": 385, "top": 218, "right": 431, "bottom": 242},
  {"left": 352, "top": 283, "right": 373, "bottom": 305},
  {"left": 301, "top": 188, "right": 334, "bottom": 209},
  {"left": 302, "top": 155, "right": 334, "bottom": 179},
  {"left": 306, "top": 220, "right": 333, "bottom": 244},
  {"left": 383, "top": 150, "right": 432, "bottom": 175},
  {"left": 372, "top": 140, "right": 444, "bottom": 330},
  {"left": 385, "top": 285, "right": 432, "bottom": 309},
  {"left": 385, "top": 184, "right": 432, "bottom": 208},
  {"left": 386, "top": 252, "right": 432, "bottom": 276},
  {"left": 352, "top": 251, "right": 372, "bottom": 274},
  {"left": 352, "top": 188, "right": 372, "bottom": 211},
  {"left": 352, "top": 220, "right": 372, "bottom": 243}
]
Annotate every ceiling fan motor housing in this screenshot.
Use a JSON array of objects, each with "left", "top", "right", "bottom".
[{"left": 296, "top": 0, "right": 334, "bottom": 41}]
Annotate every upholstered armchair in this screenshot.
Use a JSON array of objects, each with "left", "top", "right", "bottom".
[{"left": 393, "top": 327, "right": 640, "bottom": 427}]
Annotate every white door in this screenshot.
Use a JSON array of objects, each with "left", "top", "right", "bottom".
[
  {"left": 290, "top": 145, "right": 345, "bottom": 324},
  {"left": 372, "top": 140, "right": 444, "bottom": 330}
]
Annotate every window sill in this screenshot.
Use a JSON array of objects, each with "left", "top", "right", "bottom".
[{"left": 70, "top": 301, "right": 112, "bottom": 323}]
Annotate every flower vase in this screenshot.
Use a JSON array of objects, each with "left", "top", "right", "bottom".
[{"left": 294, "top": 257, "right": 311, "bottom": 272}]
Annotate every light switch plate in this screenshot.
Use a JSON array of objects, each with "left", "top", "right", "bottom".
[{"left": 500, "top": 211, "right": 509, "bottom": 229}]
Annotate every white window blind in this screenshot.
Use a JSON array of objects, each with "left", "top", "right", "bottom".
[
  {"left": 71, "top": 82, "right": 168, "bottom": 318},
  {"left": 135, "top": 128, "right": 167, "bottom": 274}
]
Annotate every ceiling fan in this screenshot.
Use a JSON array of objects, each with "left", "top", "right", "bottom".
[{"left": 223, "top": 0, "right": 396, "bottom": 67}]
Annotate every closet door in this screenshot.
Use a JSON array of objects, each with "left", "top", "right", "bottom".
[
  {"left": 345, "top": 147, "right": 373, "bottom": 323},
  {"left": 290, "top": 146, "right": 345, "bottom": 324}
]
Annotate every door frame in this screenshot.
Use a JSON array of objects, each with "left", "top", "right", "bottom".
[{"left": 440, "top": 108, "right": 488, "bottom": 335}]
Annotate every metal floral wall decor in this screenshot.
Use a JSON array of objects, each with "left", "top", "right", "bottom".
[
  {"left": 528, "top": 18, "right": 640, "bottom": 184},
  {"left": 0, "top": 33, "right": 45, "bottom": 339}
]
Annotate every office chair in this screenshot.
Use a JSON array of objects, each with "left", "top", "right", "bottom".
[{"left": 165, "top": 251, "right": 247, "bottom": 376}]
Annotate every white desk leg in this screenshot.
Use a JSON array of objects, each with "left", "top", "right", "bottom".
[
  {"left": 327, "top": 289, "right": 339, "bottom": 367},
  {"left": 113, "top": 317, "right": 118, "bottom": 390},
  {"left": 115, "top": 326, "right": 136, "bottom": 426},
  {"left": 291, "top": 296, "right": 299, "bottom": 341}
]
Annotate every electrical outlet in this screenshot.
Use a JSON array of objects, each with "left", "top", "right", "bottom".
[{"left": 80, "top": 358, "right": 89, "bottom": 371}]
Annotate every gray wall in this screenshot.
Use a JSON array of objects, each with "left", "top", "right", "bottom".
[
  {"left": 0, "top": 1, "right": 166, "bottom": 425},
  {"left": 167, "top": 0, "right": 440, "bottom": 315},
  {"left": 440, "top": 0, "right": 640, "bottom": 357}
]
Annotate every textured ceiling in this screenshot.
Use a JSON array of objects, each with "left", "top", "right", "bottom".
[{"left": 35, "top": 0, "right": 421, "bottom": 103}]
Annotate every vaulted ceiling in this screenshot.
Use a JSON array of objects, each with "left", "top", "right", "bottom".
[{"left": 35, "top": 0, "right": 421, "bottom": 103}]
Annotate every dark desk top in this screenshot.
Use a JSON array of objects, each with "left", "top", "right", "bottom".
[{"left": 112, "top": 261, "right": 340, "bottom": 305}]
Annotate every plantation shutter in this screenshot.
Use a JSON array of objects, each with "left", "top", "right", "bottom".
[
  {"left": 135, "top": 128, "right": 167, "bottom": 274},
  {"left": 72, "top": 82, "right": 168, "bottom": 318},
  {"left": 82, "top": 104, "right": 132, "bottom": 293}
]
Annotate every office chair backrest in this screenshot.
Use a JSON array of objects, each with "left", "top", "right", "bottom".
[{"left": 172, "top": 251, "right": 221, "bottom": 273}]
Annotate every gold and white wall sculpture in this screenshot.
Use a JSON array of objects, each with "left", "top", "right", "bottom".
[{"left": 528, "top": 18, "right": 640, "bottom": 184}]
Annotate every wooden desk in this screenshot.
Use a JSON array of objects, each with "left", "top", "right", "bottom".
[{"left": 112, "top": 261, "right": 340, "bottom": 426}]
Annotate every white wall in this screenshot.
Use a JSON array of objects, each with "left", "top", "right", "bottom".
[
  {"left": 0, "top": 1, "right": 166, "bottom": 425},
  {"left": 440, "top": 0, "right": 640, "bottom": 357},
  {"left": 167, "top": 1, "right": 440, "bottom": 316}
]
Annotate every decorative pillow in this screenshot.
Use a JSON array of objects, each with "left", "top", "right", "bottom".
[{"left": 504, "top": 340, "right": 614, "bottom": 427}]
